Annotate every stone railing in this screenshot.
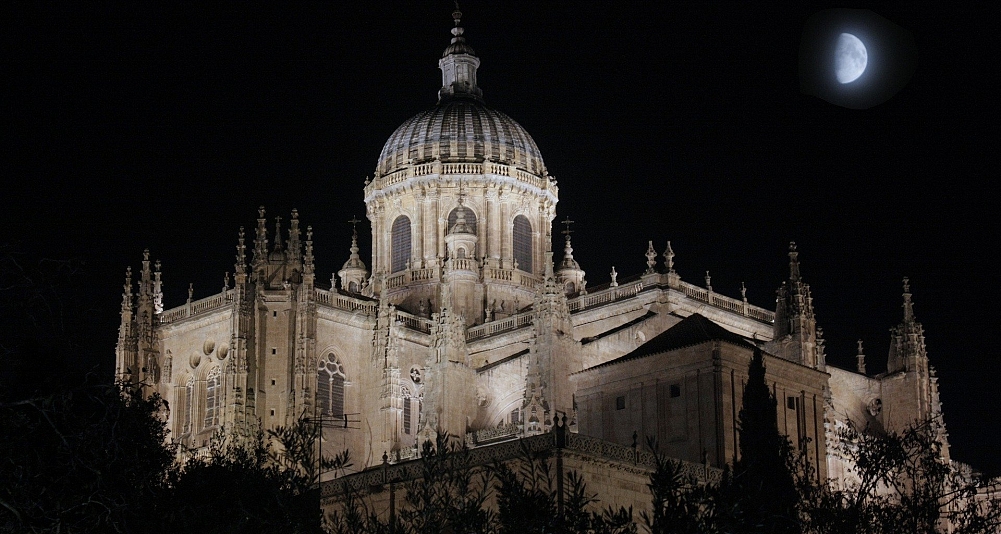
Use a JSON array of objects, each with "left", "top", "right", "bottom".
[
  {"left": 394, "top": 309, "right": 433, "bottom": 334},
  {"left": 367, "top": 162, "right": 555, "bottom": 195},
  {"left": 678, "top": 281, "right": 774, "bottom": 323},
  {"left": 321, "top": 431, "right": 721, "bottom": 498},
  {"left": 564, "top": 432, "right": 722, "bottom": 485},
  {"left": 466, "top": 310, "right": 534, "bottom": 341},
  {"left": 385, "top": 271, "right": 407, "bottom": 289},
  {"left": 567, "top": 281, "right": 643, "bottom": 313},
  {"left": 449, "top": 257, "right": 478, "bottom": 271},
  {"left": 409, "top": 267, "right": 438, "bottom": 282},
  {"left": 467, "top": 423, "right": 521, "bottom": 445},
  {"left": 314, "top": 288, "right": 378, "bottom": 315},
  {"left": 485, "top": 268, "right": 513, "bottom": 282},
  {"left": 159, "top": 292, "right": 231, "bottom": 325},
  {"left": 517, "top": 271, "right": 541, "bottom": 288}
]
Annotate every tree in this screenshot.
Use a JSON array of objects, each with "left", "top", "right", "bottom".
[
  {"left": 0, "top": 381, "right": 175, "bottom": 533},
  {"left": 492, "top": 440, "right": 635, "bottom": 534},
  {"left": 802, "top": 418, "right": 1001, "bottom": 534},
  {"left": 157, "top": 417, "right": 351, "bottom": 534},
  {"left": 717, "top": 348, "right": 801, "bottom": 533},
  {"left": 642, "top": 437, "right": 718, "bottom": 534}
]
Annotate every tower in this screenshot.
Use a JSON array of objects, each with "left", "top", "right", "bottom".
[
  {"left": 766, "top": 242, "right": 825, "bottom": 370},
  {"left": 363, "top": 6, "right": 558, "bottom": 326}
]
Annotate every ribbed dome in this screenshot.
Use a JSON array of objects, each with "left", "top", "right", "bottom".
[{"left": 376, "top": 99, "right": 546, "bottom": 178}]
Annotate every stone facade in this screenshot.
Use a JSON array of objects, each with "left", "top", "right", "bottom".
[{"left": 114, "top": 8, "right": 962, "bottom": 517}]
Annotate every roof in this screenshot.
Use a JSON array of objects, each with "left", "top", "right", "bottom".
[
  {"left": 583, "top": 313, "right": 758, "bottom": 372},
  {"left": 376, "top": 99, "right": 546, "bottom": 177}
]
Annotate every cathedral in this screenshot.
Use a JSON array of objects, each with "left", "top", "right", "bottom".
[{"left": 115, "top": 8, "right": 953, "bottom": 511}]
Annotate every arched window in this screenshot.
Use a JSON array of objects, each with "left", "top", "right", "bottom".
[
  {"left": 446, "top": 207, "right": 477, "bottom": 235},
  {"left": 317, "top": 354, "right": 345, "bottom": 419},
  {"left": 402, "top": 387, "right": 413, "bottom": 435},
  {"left": 391, "top": 216, "right": 411, "bottom": 273},
  {"left": 203, "top": 367, "right": 221, "bottom": 429},
  {"left": 183, "top": 376, "right": 194, "bottom": 434},
  {"left": 513, "top": 215, "right": 532, "bottom": 272}
]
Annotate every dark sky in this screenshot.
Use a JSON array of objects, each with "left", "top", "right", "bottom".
[{"left": 8, "top": 2, "right": 998, "bottom": 475}]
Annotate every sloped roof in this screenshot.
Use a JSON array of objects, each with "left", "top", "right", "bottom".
[{"left": 583, "top": 313, "right": 757, "bottom": 372}]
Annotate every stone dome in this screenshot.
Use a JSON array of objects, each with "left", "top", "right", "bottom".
[{"left": 376, "top": 99, "right": 546, "bottom": 178}]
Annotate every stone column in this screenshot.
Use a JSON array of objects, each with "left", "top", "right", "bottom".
[
  {"left": 414, "top": 190, "right": 425, "bottom": 266},
  {"left": 500, "top": 189, "right": 511, "bottom": 269},
  {"left": 486, "top": 187, "right": 500, "bottom": 267}
]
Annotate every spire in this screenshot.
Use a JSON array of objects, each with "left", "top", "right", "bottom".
[
  {"left": 788, "top": 241, "right": 801, "bottom": 281},
  {"left": 253, "top": 207, "right": 268, "bottom": 265},
  {"left": 235, "top": 226, "right": 247, "bottom": 274},
  {"left": 120, "top": 266, "right": 133, "bottom": 314},
  {"left": 902, "top": 276, "right": 914, "bottom": 323},
  {"left": 438, "top": 3, "right": 483, "bottom": 102},
  {"left": 288, "top": 209, "right": 301, "bottom": 261},
  {"left": 139, "top": 249, "right": 152, "bottom": 300},
  {"left": 153, "top": 260, "right": 163, "bottom": 314},
  {"left": 767, "top": 243, "right": 823, "bottom": 370},
  {"left": 856, "top": 339, "right": 867, "bottom": 374},
  {"left": 887, "top": 276, "right": 928, "bottom": 374},
  {"left": 304, "top": 225, "right": 315, "bottom": 275},
  {"left": 272, "top": 216, "right": 284, "bottom": 254}
]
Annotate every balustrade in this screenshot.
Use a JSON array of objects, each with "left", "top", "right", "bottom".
[{"left": 394, "top": 309, "right": 433, "bottom": 334}]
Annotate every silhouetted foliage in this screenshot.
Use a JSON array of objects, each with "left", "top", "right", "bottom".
[
  {"left": 327, "top": 435, "right": 635, "bottom": 534},
  {"left": 801, "top": 418, "right": 1001, "bottom": 534},
  {"left": 0, "top": 381, "right": 175, "bottom": 533},
  {"left": 642, "top": 437, "right": 718, "bottom": 534}
]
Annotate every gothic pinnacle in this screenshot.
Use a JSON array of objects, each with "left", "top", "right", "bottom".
[
  {"left": 645, "top": 241, "right": 657, "bottom": 274},
  {"left": 788, "top": 241, "right": 801, "bottom": 281},
  {"left": 902, "top": 276, "right": 914, "bottom": 322},
  {"left": 664, "top": 240, "right": 675, "bottom": 273}
]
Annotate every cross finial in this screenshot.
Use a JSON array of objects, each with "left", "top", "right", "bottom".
[
  {"left": 856, "top": 339, "right": 867, "bottom": 374},
  {"left": 560, "top": 217, "right": 575, "bottom": 238},
  {"left": 453, "top": 1, "right": 462, "bottom": 26},
  {"left": 348, "top": 216, "right": 361, "bottom": 234}
]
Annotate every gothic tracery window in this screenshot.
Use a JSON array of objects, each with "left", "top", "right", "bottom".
[
  {"left": 402, "top": 387, "right": 413, "bottom": 435},
  {"left": 391, "top": 216, "right": 411, "bottom": 273},
  {"left": 317, "top": 354, "right": 345, "bottom": 420},
  {"left": 513, "top": 215, "right": 532, "bottom": 272},
  {"left": 203, "top": 367, "right": 221, "bottom": 429}
]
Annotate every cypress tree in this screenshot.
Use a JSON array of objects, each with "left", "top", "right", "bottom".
[{"left": 728, "top": 348, "right": 801, "bottom": 533}]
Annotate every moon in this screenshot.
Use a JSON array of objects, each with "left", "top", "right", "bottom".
[{"left": 835, "top": 33, "right": 867, "bottom": 84}]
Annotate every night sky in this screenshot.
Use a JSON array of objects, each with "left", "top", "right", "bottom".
[{"left": 8, "top": 2, "right": 997, "bottom": 475}]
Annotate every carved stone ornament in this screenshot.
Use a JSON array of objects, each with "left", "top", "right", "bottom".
[
  {"left": 217, "top": 343, "right": 229, "bottom": 359},
  {"left": 189, "top": 352, "right": 201, "bottom": 369},
  {"left": 203, "top": 339, "right": 215, "bottom": 355},
  {"left": 867, "top": 397, "right": 883, "bottom": 417}
]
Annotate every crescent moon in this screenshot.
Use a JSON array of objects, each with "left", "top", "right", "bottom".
[{"left": 835, "top": 33, "right": 867, "bottom": 84}]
